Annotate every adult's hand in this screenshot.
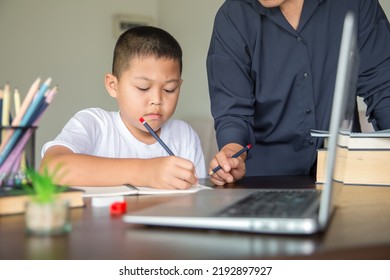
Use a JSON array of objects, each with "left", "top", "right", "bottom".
[{"left": 208, "top": 143, "right": 247, "bottom": 186}]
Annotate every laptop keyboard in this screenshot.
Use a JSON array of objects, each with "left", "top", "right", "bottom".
[{"left": 217, "top": 190, "right": 320, "bottom": 218}]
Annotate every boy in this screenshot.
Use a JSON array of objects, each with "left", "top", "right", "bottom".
[{"left": 40, "top": 26, "right": 206, "bottom": 189}]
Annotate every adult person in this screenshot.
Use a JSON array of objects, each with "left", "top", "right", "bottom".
[{"left": 207, "top": 0, "right": 390, "bottom": 185}]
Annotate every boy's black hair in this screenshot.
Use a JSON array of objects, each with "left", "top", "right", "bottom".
[{"left": 112, "top": 26, "right": 183, "bottom": 78}]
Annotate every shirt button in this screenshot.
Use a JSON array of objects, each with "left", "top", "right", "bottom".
[
  {"left": 297, "top": 36, "right": 302, "bottom": 42},
  {"left": 308, "top": 140, "right": 314, "bottom": 146},
  {"left": 305, "top": 109, "right": 312, "bottom": 114},
  {"left": 303, "top": 73, "right": 309, "bottom": 79}
]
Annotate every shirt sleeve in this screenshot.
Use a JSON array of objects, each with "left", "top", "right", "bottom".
[
  {"left": 207, "top": 1, "right": 256, "bottom": 149},
  {"left": 357, "top": 0, "right": 390, "bottom": 130},
  {"left": 41, "top": 109, "right": 99, "bottom": 157}
]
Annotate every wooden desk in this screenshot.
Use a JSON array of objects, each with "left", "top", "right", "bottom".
[{"left": 1, "top": 176, "right": 390, "bottom": 259}]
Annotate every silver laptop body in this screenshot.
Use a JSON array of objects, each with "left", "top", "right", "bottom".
[{"left": 123, "top": 12, "right": 359, "bottom": 235}]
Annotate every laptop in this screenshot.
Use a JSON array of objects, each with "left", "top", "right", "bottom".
[{"left": 123, "top": 12, "right": 359, "bottom": 235}]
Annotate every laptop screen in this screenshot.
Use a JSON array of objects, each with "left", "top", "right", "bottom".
[{"left": 318, "top": 12, "right": 359, "bottom": 227}]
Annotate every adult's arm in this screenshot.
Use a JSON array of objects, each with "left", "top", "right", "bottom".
[{"left": 357, "top": 0, "right": 390, "bottom": 130}]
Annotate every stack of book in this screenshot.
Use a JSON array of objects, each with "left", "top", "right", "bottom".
[
  {"left": 313, "top": 129, "right": 390, "bottom": 186},
  {"left": 0, "top": 187, "right": 85, "bottom": 215},
  {"left": 0, "top": 78, "right": 56, "bottom": 186}
]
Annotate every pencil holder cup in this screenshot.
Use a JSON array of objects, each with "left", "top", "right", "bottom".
[{"left": 0, "top": 126, "right": 37, "bottom": 189}]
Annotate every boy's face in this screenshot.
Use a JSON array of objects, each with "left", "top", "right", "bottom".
[{"left": 106, "top": 56, "right": 182, "bottom": 143}]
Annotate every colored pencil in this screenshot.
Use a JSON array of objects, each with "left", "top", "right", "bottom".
[
  {"left": 139, "top": 117, "right": 174, "bottom": 156},
  {"left": 0, "top": 77, "right": 40, "bottom": 152},
  {"left": 13, "top": 88, "right": 26, "bottom": 170},
  {"left": 1, "top": 83, "right": 11, "bottom": 140},
  {"left": 0, "top": 78, "right": 54, "bottom": 166},
  {"left": 20, "top": 77, "right": 51, "bottom": 126}
]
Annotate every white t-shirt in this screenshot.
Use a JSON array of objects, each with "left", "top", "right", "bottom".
[{"left": 41, "top": 108, "right": 206, "bottom": 178}]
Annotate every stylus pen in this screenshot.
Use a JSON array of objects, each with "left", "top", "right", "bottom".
[
  {"left": 139, "top": 117, "right": 174, "bottom": 156},
  {"left": 209, "top": 144, "right": 252, "bottom": 175}
]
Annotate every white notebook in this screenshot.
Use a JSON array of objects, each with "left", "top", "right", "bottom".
[{"left": 73, "top": 184, "right": 212, "bottom": 198}]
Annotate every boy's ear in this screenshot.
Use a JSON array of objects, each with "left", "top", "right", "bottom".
[{"left": 105, "top": 74, "right": 118, "bottom": 98}]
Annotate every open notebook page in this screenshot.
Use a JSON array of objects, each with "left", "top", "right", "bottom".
[{"left": 73, "top": 184, "right": 212, "bottom": 198}]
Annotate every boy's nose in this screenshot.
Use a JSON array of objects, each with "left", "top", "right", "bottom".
[
  {"left": 150, "top": 91, "right": 163, "bottom": 106},
  {"left": 151, "top": 100, "right": 162, "bottom": 106}
]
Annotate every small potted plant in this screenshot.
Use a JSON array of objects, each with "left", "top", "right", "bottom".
[{"left": 24, "top": 168, "right": 72, "bottom": 236}]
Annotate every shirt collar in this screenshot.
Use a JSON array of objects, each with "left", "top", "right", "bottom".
[
  {"left": 254, "top": 0, "right": 326, "bottom": 33},
  {"left": 254, "top": 0, "right": 326, "bottom": 15}
]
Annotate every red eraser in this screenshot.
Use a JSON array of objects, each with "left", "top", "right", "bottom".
[
  {"left": 110, "top": 201, "right": 127, "bottom": 215},
  {"left": 139, "top": 117, "right": 145, "bottom": 123},
  {"left": 247, "top": 144, "right": 252, "bottom": 149}
]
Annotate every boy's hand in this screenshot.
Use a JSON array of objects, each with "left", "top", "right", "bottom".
[
  {"left": 147, "top": 156, "right": 198, "bottom": 189},
  {"left": 208, "top": 143, "right": 247, "bottom": 186}
]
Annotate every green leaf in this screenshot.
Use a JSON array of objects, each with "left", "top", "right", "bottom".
[{"left": 23, "top": 167, "right": 68, "bottom": 204}]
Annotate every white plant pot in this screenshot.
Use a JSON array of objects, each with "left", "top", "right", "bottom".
[{"left": 25, "top": 199, "right": 72, "bottom": 236}]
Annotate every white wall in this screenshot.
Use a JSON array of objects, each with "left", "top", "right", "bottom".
[
  {"left": 0, "top": 0, "right": 389, "bottom": 166},
  {"left": 380, "top": 0, "right": 390, "bottom": 14}
]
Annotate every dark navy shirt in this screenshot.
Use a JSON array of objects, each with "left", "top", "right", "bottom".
[{"left": 207, "top": 0, "right": 390, "bottom": 176}]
